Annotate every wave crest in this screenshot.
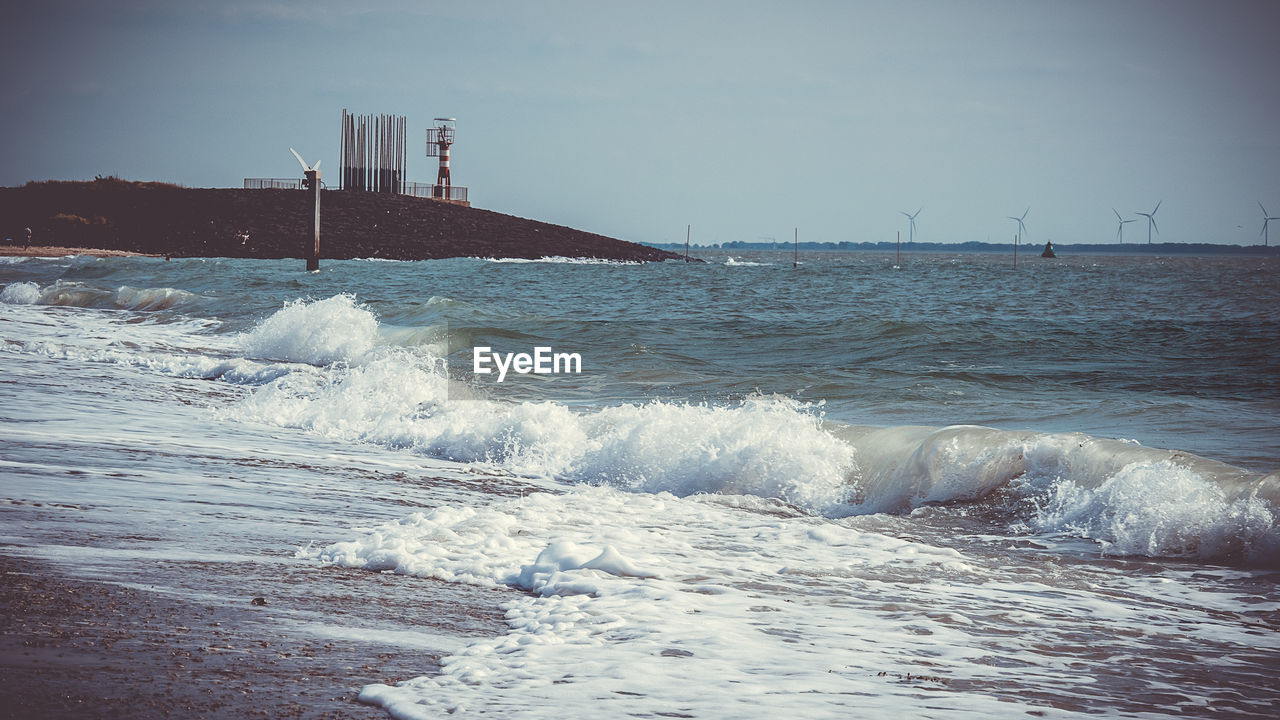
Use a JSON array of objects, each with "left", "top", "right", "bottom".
[{"left": 239, "top": 294, "right": 379, "bottom": 365}]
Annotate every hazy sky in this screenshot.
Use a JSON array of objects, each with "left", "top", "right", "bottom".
[{"left": 3, "top": 0, "right": 1278, "bottom": 246}]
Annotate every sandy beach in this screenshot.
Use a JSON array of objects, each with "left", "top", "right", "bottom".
[{"left": 0, "top": 245, "right": 157, "bottom": 258}]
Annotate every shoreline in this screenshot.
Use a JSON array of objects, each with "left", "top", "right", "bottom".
[{"left": 0, "top": 245, "right": 159, "bottom": 258}]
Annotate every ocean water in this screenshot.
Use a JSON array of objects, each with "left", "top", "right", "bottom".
[{"left": 2, "top": 250, "right": 1278, "bottom": 718}]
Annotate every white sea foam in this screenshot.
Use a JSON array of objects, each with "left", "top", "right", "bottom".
[
  {"left": 239, "top": 293, "right": 379, "bottom": 365},
  {"left": 12, "top": 339, "right": 297, "bottom": 385},
  {"left": 724, "top": 257, "right": 771, "bottom": 266},
  {"left": 1029, "top": 458, "right": 1278, "bottom": 561},
  {"left": 481, "top": 256, "right": 641, "bottom": 265},
  {"left": 233, "top": 347, "right": 856, "bottom": 513},
  {"left": 313, "top": 486, "right": 1020, "bottom": 719},
  {"left": 840, "top": 424, "right": 1280, "bottom": 562},
  {"left": 0, "top": 281, "right": 40, "bottom": 304},
  {"left": 0, "top": 300, "right": 287, "bottom": 386}
]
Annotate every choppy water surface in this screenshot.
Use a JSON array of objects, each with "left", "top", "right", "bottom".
[{"left": 3, "top": 250, "right": 1278, "bottom": 718}]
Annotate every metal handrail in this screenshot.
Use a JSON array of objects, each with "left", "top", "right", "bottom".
[
  {"left": 244, "top": 178, "right": 466, "bottom": 202},
  {"left": 243, "top": 178, "right": 305, "bottom": 190},
  {"left": 404, "top": 182, "right": 468, "bottom": 202}
]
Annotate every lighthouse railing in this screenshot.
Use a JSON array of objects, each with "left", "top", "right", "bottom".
[{"left": 405, "top": 183, "right": 468, "bottom": 203}]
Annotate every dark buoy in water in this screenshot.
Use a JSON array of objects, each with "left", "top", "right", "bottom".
[{"left": 1041, "top": 240, "right": 1056, "bottom": 258}]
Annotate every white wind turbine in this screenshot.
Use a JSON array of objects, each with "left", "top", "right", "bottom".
[
  {"left": 1007, "top": 207, "right": 1029, "bottom": 240},
  {"left": 290, "top": 148, "right": 321, "bottom": 176},
  {"left": 1136, "top": 200, "right": 1161, "bottom": 244},
  {"left": 900, "top": 207, "right": 922, "bottom": 243},
  {"left": 1260, "top": 202, "right": 1279, "bottom": 246},
  {"left": 1113, "top": 208, "right": 1136, "bottom": 243}
]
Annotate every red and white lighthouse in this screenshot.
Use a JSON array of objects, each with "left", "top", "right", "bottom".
[{"left": 426, "top": 118, "right": 456, "bottom": 200}]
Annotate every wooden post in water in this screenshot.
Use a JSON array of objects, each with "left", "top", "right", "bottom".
[
  {"left": 306, "top": 168, "right": 321, "bottom": 272},
  {"left": 1013, "top": 233, "right": 1018, "bottom": 269},
  {"left": 793, "top": 227, "right": 798, "bottom": 268},
  {"left": 896, "top": 230, "right": 900, "bottom": 266},
  {"left": 685, "top": 224, "right": 690, "bottom": 262}
]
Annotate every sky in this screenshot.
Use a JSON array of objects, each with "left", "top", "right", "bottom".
[{"left": 2, "top": 0, "right": 1278, "bottom": 246}]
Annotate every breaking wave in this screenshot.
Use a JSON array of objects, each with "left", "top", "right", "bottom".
[
  {"left": 225, "top": 295, "right": 1280, "bottom": 565},
  {"left": 481, "top": 256, "right": 642, "bottom": 265},
  {"left": 0, "top": 280, "right": 203, "bottom": 311},
  {"left": 239, "top": 294, "right": 379, "bottom": 365}
]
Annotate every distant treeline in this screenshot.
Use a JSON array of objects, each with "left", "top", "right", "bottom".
[{"left": 645, "top": 240, "right": 1280, "bottom": 256}]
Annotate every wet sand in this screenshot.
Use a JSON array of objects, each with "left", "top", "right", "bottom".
[{"left": 0, "top": 553, "right": 513, "bottom": 719}]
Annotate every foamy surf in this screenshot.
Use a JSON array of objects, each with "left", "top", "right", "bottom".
[
  {"left": 240, "top": 293, "right": 380, "bottom": 365},
  {"left": 226, "top": 295, "right": 1280, "bottom": 565},
  {"left": 481, "top": 256, "right": 642, "bottom": 265},
  {"left": 313, "top": 486, "right": 1018, "bottom": 719}
]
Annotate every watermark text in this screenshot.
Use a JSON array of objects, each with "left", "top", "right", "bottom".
[{"left": 473, "top": 346, "right": 582, "bottom": 382}]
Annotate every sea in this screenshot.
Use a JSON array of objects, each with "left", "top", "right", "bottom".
[{"left": 2, "top": 250, "right": 1278, "bottom": 718}]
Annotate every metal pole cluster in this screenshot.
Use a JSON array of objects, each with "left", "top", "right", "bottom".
[{"left": 340, "top": 109, "right": 406, "bottom": 193}]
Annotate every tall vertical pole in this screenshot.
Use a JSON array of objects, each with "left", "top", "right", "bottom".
[
  {"left": 685, "top": 224, "right": 690, "bottom": 262},
  {"left": 896, "top": 230, "right": 900, "bottom": 266},
  {"left": 306, "top": 168, "right": 321, "bottom": 272},
  {"left": 793, "top": 228, "right": 798, "bottom": 268},
  {"left": 1013, "top": 233, "right": 1018, "bottom": 268}
]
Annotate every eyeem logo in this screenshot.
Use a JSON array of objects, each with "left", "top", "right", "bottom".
[{"left": 473, "top": 346, "right": 582, "bottom": 382}]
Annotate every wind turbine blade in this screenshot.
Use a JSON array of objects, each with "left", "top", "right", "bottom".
[
  {"left": 1261, "top": 201, "right": 1269, "bottom": 217},
  {"left": 1021, "top": 207, "right": 1030, "bottom": 221},
  {"left": 290, "top": 148, "right": 309, "bottom": 174},
  {"left": 1114, "top": 208, "right": 1122, "bottom": 222},
  {"left": 1151, "top": 217, "right": 1159, "bottom": 233},
  {"left": 312, "top": 159, "right": 321, "bottom": 171},
  {"left": 1153, "top": 200, "right": 1162, "bottom": 215}
]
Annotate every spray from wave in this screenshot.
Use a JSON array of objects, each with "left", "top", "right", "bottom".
[
  {"left": 240, "top": 294, "right": 379, "bottom": 365},
  {"left": 1, "top": 281, "right": 41, "bottom": 304}
]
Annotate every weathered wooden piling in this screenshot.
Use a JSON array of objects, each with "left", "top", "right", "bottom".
[{"left": 306, "top": 167, "right": 320, "bottom": 272}]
